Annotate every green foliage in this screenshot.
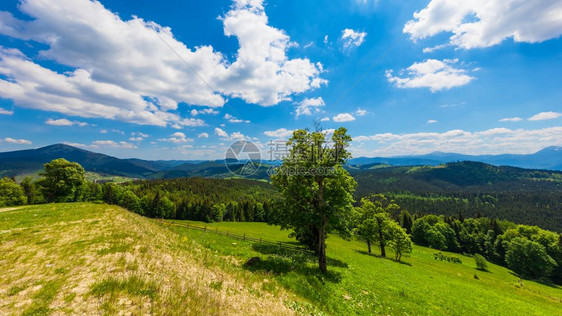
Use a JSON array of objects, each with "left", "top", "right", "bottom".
[
  {"left": 20, "top": 176, "right": 36, "bottom": 204},
  {"left": 0, "top": 177, "right": 26, "bottom": 207},
  {"left": 37, "top": 158, "right": 85, "bottom": 203},
  {"left": 355, "top": 195, "right": 401, "bottom": 257},
  {"left": 474, "top": 254, "right": 488, "bottom": 271},
  {"left": 505, "top": 237, "right": 557, "bottom": 281},
  {"left": 388, "top": 220, "right": 413, "bottom": 261},
  {"left": 270, "top": 127, "right": 356, "bottom": 272}
]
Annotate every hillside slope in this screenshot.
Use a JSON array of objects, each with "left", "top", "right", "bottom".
[{"left": 0, "top": 204, "right": 301, "bottom": 315}]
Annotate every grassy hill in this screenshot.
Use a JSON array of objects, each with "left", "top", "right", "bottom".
[
  {"left": 0, "top": 203, "right": 302, "bottom": 315},
  {"left": 1, "top": 203, "right": 561, "bottom": 315}
]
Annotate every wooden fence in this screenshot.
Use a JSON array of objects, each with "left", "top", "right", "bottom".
[{"left": 158, "top": 219, "right": 314, "bottom": 254}]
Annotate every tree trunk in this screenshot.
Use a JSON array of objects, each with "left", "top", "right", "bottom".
[
  {"left": 379, "top": 229, "right": 386, "bottom": 257},
  {"left": 367, "top": 240, "right": 371, "bottom": 253},
  {"left": 318, "top": 220, "right": 327, "bottom": 273}
]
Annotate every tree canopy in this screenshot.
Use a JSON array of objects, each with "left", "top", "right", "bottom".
[{"left": 271, "top": 127, "right": 356, "bottom": 272}]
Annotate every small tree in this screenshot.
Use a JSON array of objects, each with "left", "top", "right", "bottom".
[
  {"left": 355, "top": 195, "right": 401, "bottom": 258},
  {"left": 37, "top": 158, "right": 85, "bottom": 203},
  {"left": 388, "top": 220, "right": 413, "bottom": 262},
  {"left": 474, "top": 254, "right": 488, "bottom": 271},
  {"left": 271, "top": 127, "right": 356, "bottom": 273},
  {"left": 0, "top": 178, "right": 26, "bottom": 207}
]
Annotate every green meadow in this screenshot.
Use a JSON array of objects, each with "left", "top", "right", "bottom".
[
  {"left": 0, "top": 203, "right": 560, "bottom": 315},
  {"left": 167, "top": 219, "right": 562, "bottom": 315}
]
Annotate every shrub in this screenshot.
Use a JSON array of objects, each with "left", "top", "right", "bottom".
[{"left": 474, "top": 254, "right": 488, "bottom": 271}]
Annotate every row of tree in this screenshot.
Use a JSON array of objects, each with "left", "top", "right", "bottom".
[{"left": 405, "top": 213, "right": 561, "bottom": 283}]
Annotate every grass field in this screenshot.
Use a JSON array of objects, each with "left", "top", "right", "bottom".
[
  {"left": 166, "top": 219, "right": 562, "bottom": 315},
  {"left": 0, "top": 203, "right": 307, "bottom": 315},
  {"left": 1, "top": 203, "right": 561, "bottom": 315}
]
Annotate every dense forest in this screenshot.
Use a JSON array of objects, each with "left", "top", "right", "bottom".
[{"left": 351, "top": 162, "right": 562, "bottom": 231}]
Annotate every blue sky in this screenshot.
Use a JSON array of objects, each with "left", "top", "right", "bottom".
[{"left": 0, "top": 0, "right": 561, "bottom": 159}]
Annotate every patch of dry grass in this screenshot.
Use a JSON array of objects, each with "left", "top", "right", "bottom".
[{"left": 0, "top": 203, "right": 297, "bottom": 315}]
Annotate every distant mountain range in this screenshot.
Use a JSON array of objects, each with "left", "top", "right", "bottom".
[
  {"left": 1, "top": 144, "right": 562, "bottom": 180},
  {"left": 349, "top": 146, "right": 562, "bottom": 171}
]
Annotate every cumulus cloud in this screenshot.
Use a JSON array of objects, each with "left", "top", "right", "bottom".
[
  {"left": 427, "top": 119, "right": 438, "bottom": 124},
  {"left": 3, "top": 137, "right": 31, "bottom": 145},
  {"left": 198, "top": 132, "right": 209, "bottom": 138},
  {"left": 386, "top": 59, "right": 474, "bottom": 92},
  {"left": 341, "top": 29, "right": 367, "bottom": 50},
  {"left": 0, "top": 0, "right": 325, "bottom": 126},
  {"left": 404, "top": 0, "right": 562, "bottom": 49},
  {"left": 46, "top": 118, "right": 88, "bottom": 126},
  {"left": 0, "top": 107, "right": 13, "bottom": 115},
  {"left": 352, "top": 127, "right": 562, "bottom": 156},
  {"left": 295, "top": 97, "right": 325, "bottom": 117},
  {"left": 332, "top": 113, "right": 356, "bottom": 122},
  {"left": 528, "top": 111, "right": 561, "bottom": 121},
  {"left": 214, "top": 127, "right": 246, "bottom": 141},
  {"left": 264, "top": 128, "right": 294, "bottom": 139},
  {"left": 158, "top": 132, "right": 194, "bottom": 143},
  {"left": 224, "top": 113, "right": 250, "bottom": 123}
]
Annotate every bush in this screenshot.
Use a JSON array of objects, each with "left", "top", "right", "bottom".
[
  {"left": 474, "top": 254, "right": 488, "bottom": 271},
  {"left": 0, "top": 178, "right": 26, "bottom": 207}
]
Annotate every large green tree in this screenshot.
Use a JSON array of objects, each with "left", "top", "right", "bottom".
[
  {"left": 37, "top": 158, "right": 85, "bottom": 203},
  {"left": 271, "top": 127, "right": 356, "bottom": 272},
  {"left": 505, "top": 237, "right": 558, "bottom": 280}
]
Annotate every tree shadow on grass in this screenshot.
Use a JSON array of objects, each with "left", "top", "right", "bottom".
[
  {"left": 242, "top": 243, "right": 346, "bottom": 283},
  {"left": 355, "top": 249, "right": 412, "bottom": 266},
  {"left": 507, "top": 271, "right": 562, "bottom": 289}
]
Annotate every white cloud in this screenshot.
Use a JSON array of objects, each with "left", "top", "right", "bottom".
[
  {"left": 332, "top": 113, "right": 356, "bottom": 122},
  {"left": 92, "top": 140, "right": 136, "bottom": 149},
  {"left": 320, "top": 117, "right": 330, "bottom": 122},
  {"left": 198, "top": 132, "right": 209, "bottom": 138},
  {"left": 404, "top": 0, "right": 562, "bottom": 49},
  {"left": 132, "top": 132, "right": 149, "bottom": 138},
  {"left": 158, "top": 132, "right": 194, "bottom": 143},
  {"left": 422, "top": 43, "right": 450, "bottom": 53},
  {"left": 264, "top": 128, "right": 294, "bottom": 138},
  {"left": 295, "top": 97, "right": 325, "bottom": 117},
  {"left": 351, "top": 127, "right": 562, "bottom": 156},
  {"left": 191, "top": 108, "right": 219, "bottom": 116},
  {"left": 528, "top": 111, "right": 561, "bottom": 121},
  {"left": 386, "top": 59, "right": 474, "bottom": 92},
  {"left": 0, "top": 107, "right": 13, "bottom": 115},
  {"left": 129, "top": 137, "right": 143, "bottom": 142},
  {"left": 224, "top": 113, "right": 250, "bottom": 123},
  {"left": 45, "top": 118, "right": 88, "bottom": 126},
  {"left": 499, "top": 117, "right": 522, "bottom": 122},
  {"left": 341, "top": 29, "right": 367, "bottom": 49},
  {"left": 3, "top": 137, "right": 31, "bottom": 145},
  {"left": 324, "top": 35, "right": 329, "bottom": 44},
  {"left": 427, "top": 119, "right": 438, "bottom": 124},
  {"left": 65, "top": 140, "right": 136, "bottom": 149},
  {"left": 355, "top": 108, "right": 368, "bottom": 116},
  {"left": 214, "top": 127, "right": 245, "bottom": 141},
  {"left": 0, "top": 0, "right": 325, "bottom": 126}
]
